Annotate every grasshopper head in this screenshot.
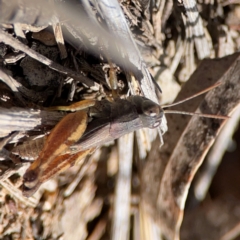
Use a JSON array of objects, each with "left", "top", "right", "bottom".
[
  {"left": 140, "top": 98, "right": 164, "bottom": 128},
  {"left": 128, "top": 96, "right": 164, "bottom": 129}
]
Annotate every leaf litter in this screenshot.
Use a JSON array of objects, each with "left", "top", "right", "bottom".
[{"left": 0, "top": 0, "right": 240, "bottom": 239}]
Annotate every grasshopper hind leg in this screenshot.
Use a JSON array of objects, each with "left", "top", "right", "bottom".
[
  {"left": 22, "top": 110, "right": 89, "bottom": 197},
  {"left": 22, "top": 149, "right": 94, "bottom": 197}
]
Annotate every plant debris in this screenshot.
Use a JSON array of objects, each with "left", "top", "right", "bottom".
[{"left": 0, "top": 0, "right": 240, "bottom": 239}]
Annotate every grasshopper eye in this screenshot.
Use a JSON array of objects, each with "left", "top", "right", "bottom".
[{"left": 142, "top": 100, "right": 161, "bottom": 117}]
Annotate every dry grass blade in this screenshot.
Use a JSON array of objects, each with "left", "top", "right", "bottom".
[
  {"left": 182, "top": 0, "right": 211, "bottom": 59},
  {"left": 0, "top": 107, "right": 64, "bottom": 138},
  {"left": 111, "top": 133, "right": 134, "bottom": 240},
  {"left": 52, "top": 16, "right": 67, "bottom": 59}
]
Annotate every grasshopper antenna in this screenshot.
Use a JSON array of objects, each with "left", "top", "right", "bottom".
[
  {"left": 164, "top": 110, "right": 229, "bottom": 120},
  {"left": 162, "top": 82, "right": 222, "bottom": 108},
  {"left": 162, "top": 82, "right": 229, "bottom": 120}
]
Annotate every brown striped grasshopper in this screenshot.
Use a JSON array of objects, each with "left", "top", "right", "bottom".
[
  {"left": 21, "top": 82, "right": 227, "bottom": 197},
  {"left": 22, "top": 96, "right": 164, "bottom": 197}
]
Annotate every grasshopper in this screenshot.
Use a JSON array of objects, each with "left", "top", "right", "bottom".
[
  {"left": 21, "top": 82, "right": 227, "bottom": 197},
  {"left": 22, "top": 96, "right": 164, "bottom": 197}
]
